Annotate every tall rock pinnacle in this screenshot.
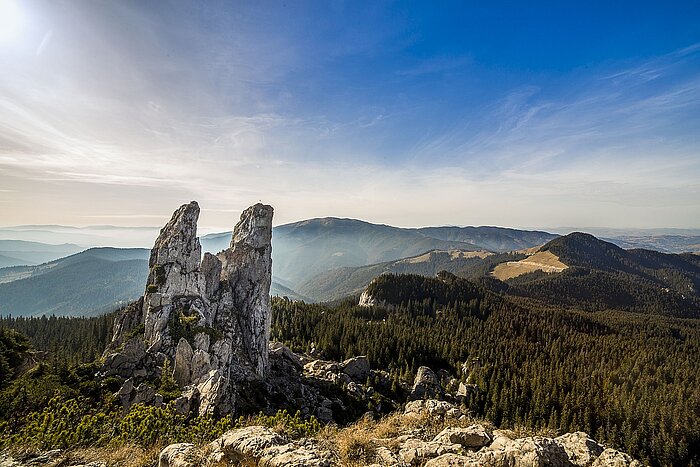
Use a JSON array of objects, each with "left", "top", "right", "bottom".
[
  {"left": 219, "top": 203, "right": 274, "bottom": 377},
  {"left": 103, "top": 201, "right": 274, "bottom": 416}
]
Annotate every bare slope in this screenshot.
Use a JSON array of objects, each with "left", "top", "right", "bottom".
[{"left": 491, "top": 250, "right": 568, "bottom": 280}]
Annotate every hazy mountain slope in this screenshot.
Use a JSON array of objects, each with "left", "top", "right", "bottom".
[
  {"left": 0, "top": 246, "right": 306, "bottom": 316},
  {"left": 297, "top": 249, "right": 495, "bottom": 302},
  {"left": 200, "top": 232, "right": 231, "bottom": 254},
  {"left": 0, "top": 247, "right": 149, "bottom": 284},
  {"left": 413, "top": 226, "right": 557, "bottom": 252},
  {"left": 604, "top": 235, "right": 700, "bottom": 253},
  {"left": 202, "top": 218, "right": 559, "bottom": 289},
  {"left": 0, "top": 254, "right": 26, "bottom": 269},
  {"left": 271, "top": 218, "right": 478, "bottom": 288},
  {"left": 0, "top": 240, "right": 83, "bottom": 267},
  {"left": 0, "top": 256, "right": 149, "bottom": 317},
  {"left": 0, "top": 225, "right": 159, "bottom": 248},
  {"left": 269, "top": 282, "right": 312, "bottom": 302},
  {"left": 503, "top": 233, "right": 700, "bottom": 317}
]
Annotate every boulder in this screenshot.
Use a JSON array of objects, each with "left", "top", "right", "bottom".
[
  {"left": 555, "top": 432, "right": 604, "bottom": 466},
  {"left": 399, "top": 438, "right": 463, "bottom": 465},
  {"left": 432, "top": 425, "right": 491, "bottom": 449},
  {"left": 158, "top": 443, "right": 196, "bottom": 467},
  {"left": 479, "top": 436, "right": 571, "bottom": 467},
  {"left": 591, "top": 448, "right": 643, "bottom": 467},
  {"left": 259, "top": 439, "right": 334, "bottom": 467},
  {"left": 205, "top": 426, "right": 333, "bottom": 466},
  {"left": 341, "top": 356, "right": 371, "bottom": 381},
  {"left": 409, "top": 366, "right": 443, "bottom": 401}
]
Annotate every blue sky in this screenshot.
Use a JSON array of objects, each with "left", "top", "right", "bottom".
[{"left": 0, "top": 0, "right": 699, "bottom": 229}]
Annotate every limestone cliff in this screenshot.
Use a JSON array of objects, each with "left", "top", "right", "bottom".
[{"left": 102, "top": 201, "right": 274, "bottom": 416}]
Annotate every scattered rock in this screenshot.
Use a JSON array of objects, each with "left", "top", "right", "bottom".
[
  {"left": 432, "top": 425, "right": 491, "bottom": 449},
  {"left": 341, "top": 356, "right": 371, "bottom": 382},
  {"left": 404, "top": 399, "right": 461, "bottom": 418},
  {"left": 409, "top": 366, "right": 444, "bottom": 401},
  {"left": 556, "top": 432, "right": 604, "bottom": 466},
  {"left": 424, "top": 453, "right": 482, "bottom": 466},
  {"left": 399, "top": 438, "right": 463, "bottom": 464},
  {"left": 591, "top": 448, "right": 643, "bottom": 467},
  {"left": 158, "top": 443, "right": 196, "bottom": 467}
]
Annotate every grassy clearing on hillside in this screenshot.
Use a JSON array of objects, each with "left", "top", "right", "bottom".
[{"left": 491, "top": 250, "right": 568, "bottom": 280}]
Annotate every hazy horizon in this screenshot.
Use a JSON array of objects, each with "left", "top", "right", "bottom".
[
  {"left": 1, "top": 1, "right": 699, "bottom": 229},
  {"left": 2, "top": 217, "right": 700, "bottom": 251}
]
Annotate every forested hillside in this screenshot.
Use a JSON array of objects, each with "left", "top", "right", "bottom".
[
  {"left": 295, "top": 249, "right": 506, "bottom": 302},
  {"left": 503, "top": 233, "right": 700, "bottom": 317},
  {"left": 0, "top": 313, "right": 114, "bottom": 366},
  {"left": 0, "top": 250, "right": 148, "bottom": 317},
  {"left": 272, "top": 275, "right": 700, "bottom": 466}
]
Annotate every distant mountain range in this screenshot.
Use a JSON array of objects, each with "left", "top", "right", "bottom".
[
  {"left": 1, "top": 216, "right": 699, "bottom": 317},
  {"left": 0, "top": 248, "right": 149, "bottom": 317},
  {"left": 201, "top": 217, "right": 557, "bottom": 291},
  {"left": 296, "top": 249, "right": 506, "bottom": 302},
  {"left": 0, "top": 246, "right": 307, "bottom": 317},
  {"left": 358, "top": 232, "right": 700, "bottom": 318},
  {"left": 499, "top": 233, "right": 700, "bottom": 318},
  {"left": 0, "top": 240, "right": 83, "bottom": 268}
]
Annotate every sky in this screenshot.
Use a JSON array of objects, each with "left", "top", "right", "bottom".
[{"left": 0, "top": 0, "right": 699, "bottom": 231}]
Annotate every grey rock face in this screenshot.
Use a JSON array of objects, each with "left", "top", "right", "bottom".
[
  {"left": 591, "top": 448, "right": 643, "bottom": 467},
  {"left": 217, "top": 203, "right": 274, "bottom": 378},
  {"left": 159, "top": 426, "right": 335, "bottom": 466},
  {"left": 102, "top": 201, "right": 274, "bottom": 416},
  {"left": 432, "top": 425, "right": 491, "bottom": 449},
  {"left": 409, "top": 366, "right": 444, "bottom": 401},
  {"left": 158, "top": 443, "right": 196, "bottom": 467},
  {"left": 341, "top": 356, "right": 371, "bottom": 382},
  {"left": 555, "top": 432, "right": 604, "bottom": 466}
]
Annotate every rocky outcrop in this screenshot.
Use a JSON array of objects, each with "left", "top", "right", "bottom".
[
  {"left": 359, "top": 288, "right": 383, "bottom": 307},
  {"left": 154, "top": 399, "right": 641, "bottom": 467},
  {"left": 101, "top": 201, "right": 274, "bottom": 416},
  {"left": 432, "top": 425, "right": 491, "bottom": 449},
  {"left": 157, "top": 426, "right": 334, "bottom": 467},
  {"left": 409, "top": 366, "right": 444, "bottom": 401}
]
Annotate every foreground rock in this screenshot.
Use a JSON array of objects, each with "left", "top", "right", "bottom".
[
  {"left": 155, "top": 399, "right": 641, "bottom": 467},
  {"left": 157, "top": 426, "right": 333, "bottom": 467}
]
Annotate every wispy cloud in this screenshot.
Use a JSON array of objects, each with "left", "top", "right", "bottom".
[
  {"left": 396, "top": 54, "right": 472, "bottom": 77},
  {"left": 0, "top": 2, "right": 698, "bottom": 229}
]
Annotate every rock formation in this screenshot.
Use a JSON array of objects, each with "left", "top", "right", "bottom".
[
  {"left": 156, "top": 398, "right": 642, "bottom": 467},
  {"left": 101, "top": 201, "right": 274, "bottom": 416}
]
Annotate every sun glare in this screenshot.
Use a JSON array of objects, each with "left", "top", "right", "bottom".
[{"left": 0, "top": 0, "right": 22, "bottom": 44}]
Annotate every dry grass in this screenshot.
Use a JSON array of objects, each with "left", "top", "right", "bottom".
[
  {"left": 326, "top": 409, "right": 501, "bottom": 466},
  {"left": 494, "top": 424, "right": 560, "bottom": 440},
  {"left": 335, "top": 428, "right": 377, "bottom": 466},
  {"left": 398, "top": 249, "right": 492, "bottom": 264},
  {"left": 4, "top": 444, "right": 163, "bottom": 467},
  {"left": 491, "top": 250, "right": 568, "bottom": 281},
  {"left": 3, "top": 411, "right": 549, "bottom": 467}
]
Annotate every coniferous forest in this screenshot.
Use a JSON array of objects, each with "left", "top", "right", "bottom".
[
  {"left": 1, "top": 273, "right": 699, "bottom": 466},
  {"left": 272, "top": 274, "right": 700, "bottom": 466}
]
